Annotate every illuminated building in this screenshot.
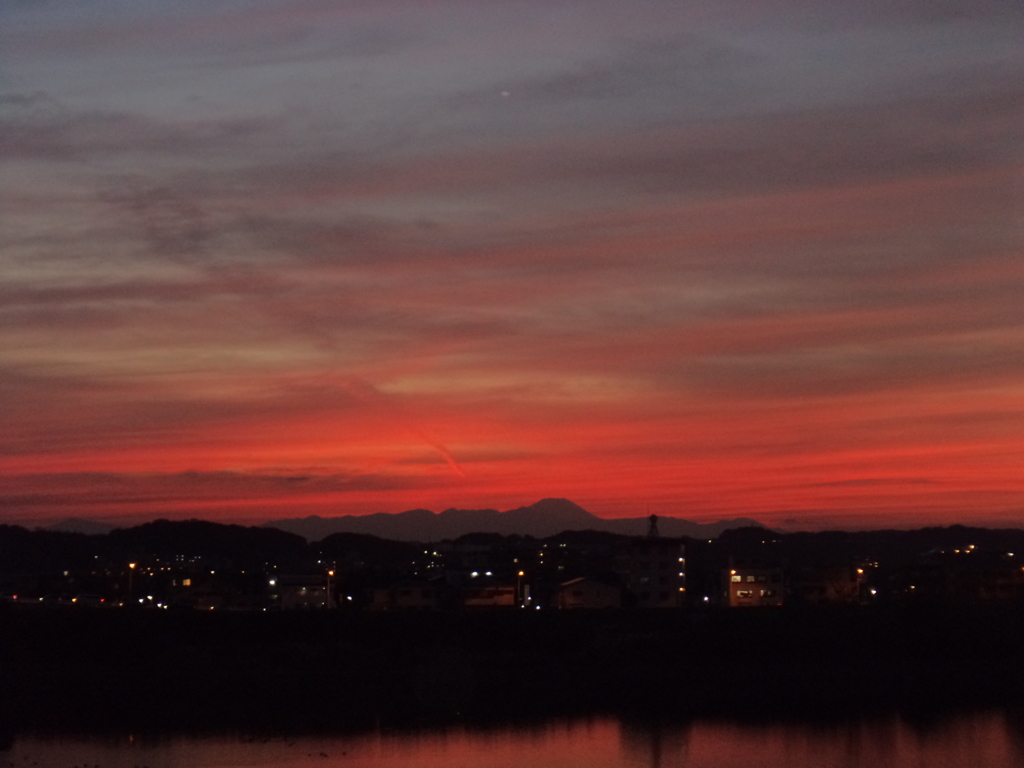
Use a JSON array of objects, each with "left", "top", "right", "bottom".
[
  {"left": 724, "top": 566, "right": 784, "bottom": 607},
  {"left": 615, "top": 538, "right": 686, "bottom": 608}
]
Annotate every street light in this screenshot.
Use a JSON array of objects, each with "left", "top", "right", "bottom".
[
  {"left": 517, "top": 571, "right": 525, "bottom": 607},
  {"left": 128, "top": 563, "right": 137, "bottom": 603},
  {"left": 326, "top": 570, "right": 334, "bottom": 609}
]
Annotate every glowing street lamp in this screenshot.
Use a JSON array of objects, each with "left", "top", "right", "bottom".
[
  {"left": 128, "top": 563, "right": 137, "bottom": 603},
  {"left": 326, "top": 570, "right": 335, "bottom": 609}
]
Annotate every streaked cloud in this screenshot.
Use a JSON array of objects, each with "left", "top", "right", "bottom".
[{"left": 1, "top": 0, "right": 1022, "bottom": 529}]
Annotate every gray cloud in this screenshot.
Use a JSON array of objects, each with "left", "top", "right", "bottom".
[
  {"left": 2, "top": 0, "right": 1022, "bottom": 525},
  {"left": 0, "top": 96, "right": 269, "bottom": 162}
]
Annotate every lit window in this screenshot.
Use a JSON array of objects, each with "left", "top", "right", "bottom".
[
  {"left": 731, "top": 575, "right": 742, "bottom": 582},
  {"left": 746, "top": 575, "right": 756, "bottom": 583}
]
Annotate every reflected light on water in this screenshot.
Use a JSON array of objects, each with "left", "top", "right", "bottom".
[
  {"left": 6, "top": 711, "right": 1022, "bottom": 768},
  {"left": 620, "top": 712, "right": 1019, "bottom": 768}
]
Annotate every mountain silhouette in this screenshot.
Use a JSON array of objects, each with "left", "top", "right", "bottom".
[
  {"left": 45, "top": 517, "right": 117, "bottom": 536},
  {"left": 263, "top": 498, "right": 764, "bottom": 542}
]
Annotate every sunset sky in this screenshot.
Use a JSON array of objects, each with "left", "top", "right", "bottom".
[{"left": 2, "top": 0, "right": 1022, "bottom": 530}]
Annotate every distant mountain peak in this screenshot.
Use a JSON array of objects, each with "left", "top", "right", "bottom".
[
  {"left": 512, "top": 498, "right": 593, "bottom": 514},
  {"left": 264, "top": 499, "right": 764, "bottom": 542}
]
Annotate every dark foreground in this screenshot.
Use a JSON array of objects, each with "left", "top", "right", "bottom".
[{"left": 1, "top": 602, "right": 1022, "bottom": 736}]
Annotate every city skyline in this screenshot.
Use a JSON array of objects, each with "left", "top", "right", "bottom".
[{"left": 2, "top": 0, "right": 1022, "bottom": 531}]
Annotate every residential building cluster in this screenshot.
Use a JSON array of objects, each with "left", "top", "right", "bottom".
[{"left": 2, "top": 520, "right": 1023, "bottom": 612}]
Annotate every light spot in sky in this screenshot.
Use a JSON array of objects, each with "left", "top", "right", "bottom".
[{"left": 1, "top": 0, "right": 1022, "bottom": 528}]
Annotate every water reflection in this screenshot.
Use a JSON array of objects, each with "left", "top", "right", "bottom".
[
  {"left": 5, "top": 711, "right": 1023, "bottom": 768},
  {"left": 621, "top": 712, "right": 1021, "bottom": 768}
]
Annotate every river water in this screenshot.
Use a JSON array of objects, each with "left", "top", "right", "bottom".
[{"left": 6, "top": 711, "right": 1023, "bottom": 768}]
